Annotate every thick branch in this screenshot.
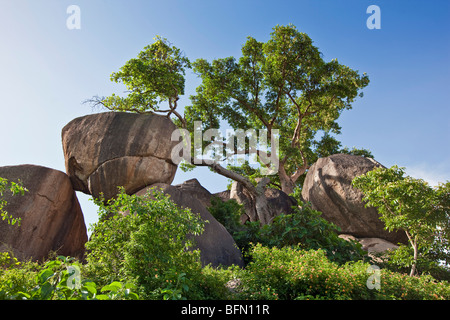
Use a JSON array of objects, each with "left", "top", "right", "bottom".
[{"left": 194, "top": 158, "right": 258, "bottom": 195}]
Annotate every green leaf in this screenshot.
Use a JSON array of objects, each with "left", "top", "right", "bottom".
[
  {"left": 82, "top": 281, "right": 97, "bottom": 296},
  {"left": 38, "top": 282, "right": 54, "bottom": 300},
  {"left": 38, "top": 269, "right": 54, "bottom": 283},
  {"left": 101, "top": 281, "right": 122, "bottom": 293}
]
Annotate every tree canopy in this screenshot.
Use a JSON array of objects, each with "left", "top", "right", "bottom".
[
  {"left": 186, "top": 25, "right": 370, "bottom": 195},
  {"left": 87, "top": 36, "right": 190, "bottom": 127},
  {"left": 90, "top": 24, "right": 371, "bottom": 224}
]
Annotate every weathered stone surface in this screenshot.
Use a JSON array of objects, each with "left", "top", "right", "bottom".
[
  {"left": 302, "top": 154, "right": 407, "bottom": 244},
  {"left": 135, "top": 182, "right": 244, "bottom": 268},
  {"left": 62, "top": 112, "right": 178, "bottom": 200},
  {"left": 358, "top": 237, "right": 399, "bottom": 254},
  {"left": 0, "top": 165, "right": 87, "bottom": 261},
  {"left": 173, "top": 179, "right": 215, "bottom": 209}
]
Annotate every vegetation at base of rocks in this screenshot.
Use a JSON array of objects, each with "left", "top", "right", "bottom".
[
  {"left": 83, "top": 187, "right": 214, "bottom": 299},
  {"left": 0, "top": 252, "right": 138, "bottom": 300},
  {"left": 207, "top": 191, "right": 366, "bottom": 266},
  {"left": 87, "top": 24, "right": 372, "bottom": 225},
  {"left": 236, "top": 244, "right": 450, "bottom": 300},
  {"left": 2, "top": 186, "right": 449, "bottom": 300}
]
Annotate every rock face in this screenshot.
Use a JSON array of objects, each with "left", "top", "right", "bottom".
[
  {"left": 62, "top": 112, "right": 178, "bottom": 200},
  {"left": 228, "top": 181, "right": 297, "bottom": 224},
  {"left": 173, "top": 179, "right": 215, "bottom": 209},
  {"left": 0, "top": 165, "right": 87, "bottom": 261},
  {"left": 135, "top": 181, "right": 244, "bottom": 268},
  {"left": 302, "top": 154, "right": 407, "bottom": 244},
  {"left": 339, "top": 234, "right": 398, "bottom": 254}
]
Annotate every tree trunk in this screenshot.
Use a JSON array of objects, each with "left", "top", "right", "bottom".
[
  {"left": 278, "top": 164, "right": 297, "bottom": 195},
  {"left": 199, "top": 161, "right": 274, "bottom": 225},
  {"left": 406, "top": 231, "right": 418, "bottom": 277},
  {"left": 254, "top": 193, "right": 272, "bottom": 225},
  {"left": 254, "top": 177, "right": 272, "bottom": 225}
]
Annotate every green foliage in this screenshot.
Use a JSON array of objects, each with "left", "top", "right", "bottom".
[
  {"left": 84, "top": 187, "right": 206, "bottom": 299},
  {"left": 0, "top": 177, "right": 27, "bottom": 226},
  {"left": 0, "top": 253, "right": 138, "bottom": 300},
  {"left": 237, "top": 244, "right": 450, "bottom": 300},
  {"left": 352, "top": 166, "right": 450, "bottom": 276},
  {"left": 313, "top": 131, "right": 373, "bottom": 160},
  {"left": 88, "top": 36, "right": 190, "bottom": 123},
  {"left": 0, "top": 252, "right": 37, "bottom": 299},
  {"left": 187, "top": 24, "right": 370, "bottom": 192},
  {"left": 208, "top": 193, "right": 366, "bottom": 265}
]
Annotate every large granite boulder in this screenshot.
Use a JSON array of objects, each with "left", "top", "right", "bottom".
[
  {"left": 135, "top": 181, "right": 244, "bottom": 268},
  {"left": 302, "top": 154, "right": 407, "bottom": 244},
  {"left": 0, "top": 165, "right": 87, "bottom": 261},
  {"left": 61, "top": 112, "right": 178, "bottom": 200}
]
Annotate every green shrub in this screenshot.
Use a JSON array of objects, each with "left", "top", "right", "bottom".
[
  {"left": 208, "top": 197, "right": 366, "bottom": 265},
  {"left": 0, "top": 252, "right": 38, "bottom": 299},
  {"left": 84, "top": 187, "right": 214, "bottom": 299},
  {"left": 0, "top": 253, "right": 138, "bottom": 300},
  {"left": 237, "top": 244, "right": 450, "bottom": 300}
]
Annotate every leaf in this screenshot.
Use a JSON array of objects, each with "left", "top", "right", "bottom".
[
  {"left": 126, "top": 291, "right": 139, "bottom": 300},
  {"left": 38, "top": 269, "right": 54, "bottom": 283},
  {"left": 101, "top": 281, "right": 122, "bottom": 293},
  {"left": 38, "top": 282, "right": 54, "bottom": 300},
  {"left": 82, "top": 281, "right": 97, "bottom": 296}
]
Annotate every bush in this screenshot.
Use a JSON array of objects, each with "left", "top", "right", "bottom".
[
  {"left": 84, "top": 187, "right": 223, "bottom": 299},
  {"left": 0, "top": 253, "right": 138, "bottom": 300},
  {"left": 236, "top": 244, "right": 450, "bottom": 300},
  {"left": 208, "top": 197, "right": 366, "bottom": 265}
]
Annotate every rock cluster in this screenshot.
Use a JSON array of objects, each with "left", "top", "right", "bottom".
[
  {"left": 1, "top": 112, "right": 404, "bottom": 264},
  {"left": 0, "top": 112, "right": 244, "bottom": 267}
]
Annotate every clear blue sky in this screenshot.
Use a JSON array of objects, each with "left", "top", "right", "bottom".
[{"left": 1, "top": 0, "right": 449, "bottom": 230}]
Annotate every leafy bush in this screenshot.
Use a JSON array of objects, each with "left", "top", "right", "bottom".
[
  {"left": 236, "top": 244, "right": 450, "bottom": 300},
  {"left": 2, "top": 184, "right": 448, "bottom": 301},
  {"left": 208, "top": 196, "right": 366, "bottom": 265},
  {"left": 84, "top": 187, "right": 217, "bottom": 299},
  {"left": 0, "top": 253, "right": 138, "bottom": 300}
]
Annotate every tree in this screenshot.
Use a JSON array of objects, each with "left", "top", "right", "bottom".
[
  {"left": 89, "top": 25, "right": 370, "bottom": 225},
  {"left": 86, "top": 36, "right": 190, "bottom": 127},
  {"left": 352, "top": 166, "right": 450, "bottom": 277},
  {"left": 183, "top": 24, "right": 369, "bottom": 223},
  {"left": 187, "top": 24, "right": 369, "bottom": 196}
]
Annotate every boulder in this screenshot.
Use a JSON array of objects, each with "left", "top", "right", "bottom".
[
  {"left": 0, "top": 165, "right": 87, "bottom": 261},
  {"left": 173, "top": 179, "right": 215, "bottom": 209},
  {"left": 358, "top": 237, "right": 399, "bottom": 254},
  {"left": 61, "top": 112, "right": 178, "bottom": 200},
  {"left": 302, "top": 154, "right": 407, "bottom": 244},
  {"left": 135, "top": 182, "right": 244, "bottom": 268}
]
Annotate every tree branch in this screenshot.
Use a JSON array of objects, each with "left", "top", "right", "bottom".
[{"left": 194, "top": 159, "right": 258, "bottom": 195}]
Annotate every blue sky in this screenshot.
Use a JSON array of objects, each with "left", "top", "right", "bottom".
[{"left": 0, "top": 0, "right": 449, "bottom": 230}]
